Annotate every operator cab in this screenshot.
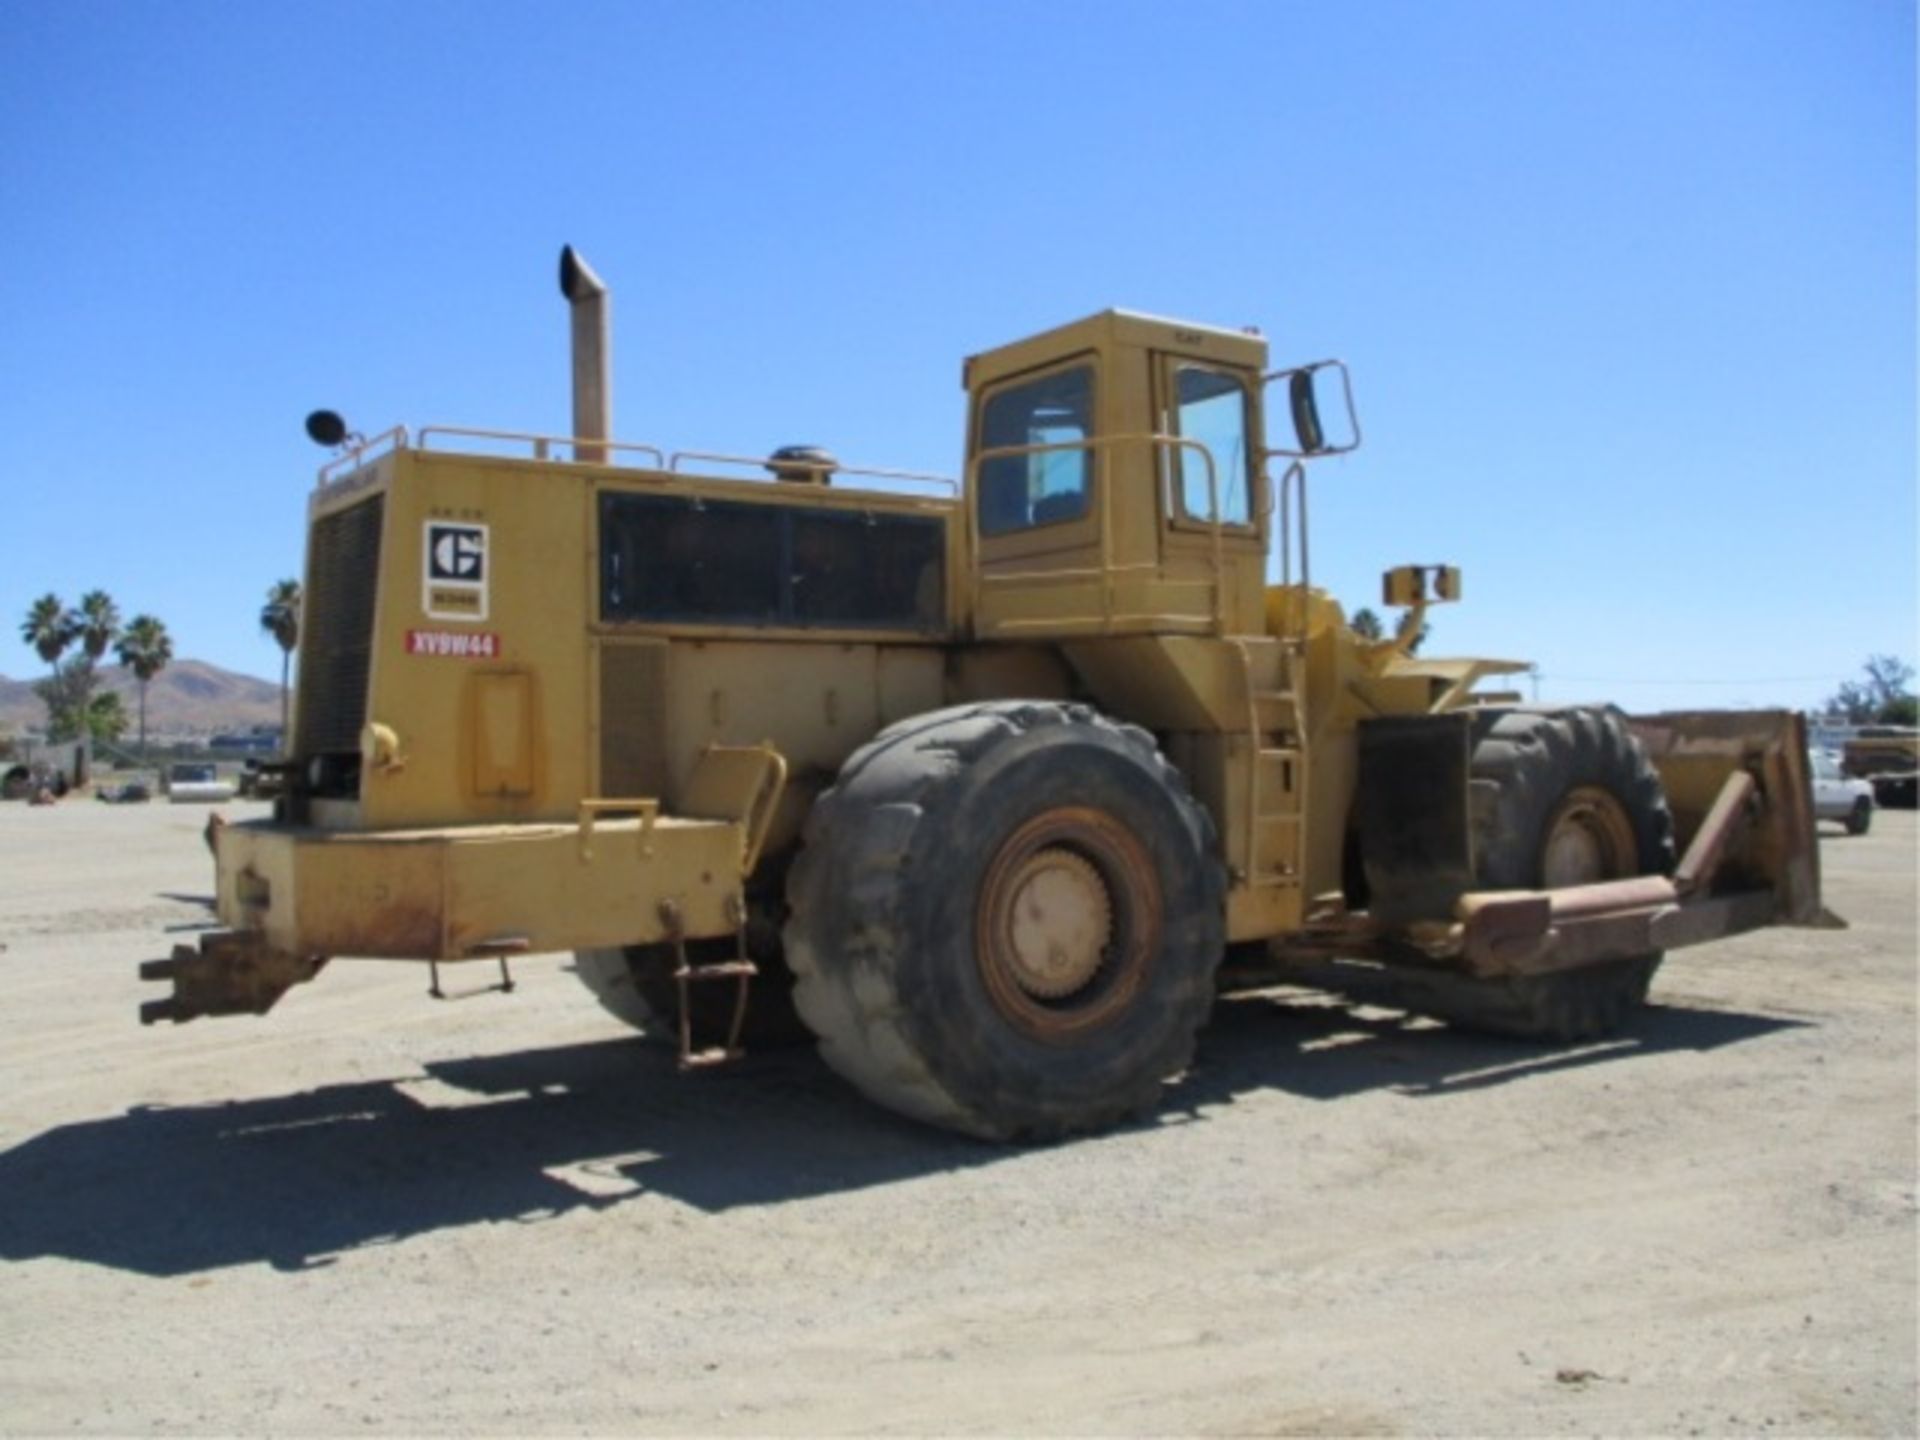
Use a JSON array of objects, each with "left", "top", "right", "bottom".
[{"left": 961, "top": 310, "right": 1278, "bottom": 640}]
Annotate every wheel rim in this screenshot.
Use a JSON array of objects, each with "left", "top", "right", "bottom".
[
  {"left": 975, "top": 806, "right": 1159, "bottom": 1043},
  {"left": 1540, "top": 786, "right": 1637, "bottom": 887}
]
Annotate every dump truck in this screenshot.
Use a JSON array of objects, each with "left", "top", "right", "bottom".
[
  {"left": 1842, "top": 727, "right": 1918, "bottom": 809},
  {"left": 141, "top": 249, "right": 1828, "bottom": 1139}
]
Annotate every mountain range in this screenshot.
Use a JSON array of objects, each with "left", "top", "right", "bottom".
[{"left": 0, "top": 659, "right": 284, "bottom": 738}]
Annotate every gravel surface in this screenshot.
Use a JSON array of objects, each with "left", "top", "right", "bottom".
[{"left": 0, "top": 798, "right": 1913, "bottom": 1436}]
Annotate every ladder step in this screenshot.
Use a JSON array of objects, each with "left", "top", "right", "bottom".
[
  {"left": 675, "top": 960, "right": 758, "bottom": 982},
  {"left": 1256, "top": 747, "right": 1299, "bottom": 805},
  {"left": 1248, "top": 812, "right": 1303, "bottom": 887},
  {"left": 1255, "top": 812, "right": 1301, "bottom": 844},
  {"left": 1239, "top": 637, "right": 1289, "bottom": 693},
  {"left": 1253, "top": 691, "right": 1298, "bottom": 734},
  {"left": 670, "top": 933, "right": 758, "bottom": 1069},
  {"left": 680, "top": 1046, "right": 745, "bottom": 1071}
]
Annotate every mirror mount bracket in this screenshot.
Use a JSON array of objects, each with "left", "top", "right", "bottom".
[{"left": 1264, "top": 359, "right": 1362, "bottom": 458}]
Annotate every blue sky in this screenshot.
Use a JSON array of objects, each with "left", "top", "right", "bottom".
[{"left": 1, "top": 0, "right": 1912, "bottom": 712}]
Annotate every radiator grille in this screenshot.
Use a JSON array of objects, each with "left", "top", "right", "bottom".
[
  {"left": 295, "top": 495, "right": 385, "bottom": 756},
  {"left": 599, "top": 640, "right": 669, "bottom": 799}
]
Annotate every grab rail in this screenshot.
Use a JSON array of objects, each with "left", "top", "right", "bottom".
[
  {"left": 417, "top": 427, "right": 666, "bottom": 467},
  {"left": 668, "top": 450, "right": 958, "bottom": 497},
  {"left": 317, "top": 426, "right": 956, "bottom": 500},
  {"left": 1266, "top": 454, "right": 1311, "bottom": 644},
  {"left": 316, "top": 426, "right": 409, "bottom": 486},
  {"left": 576, "top": 797, "right": 661, "bottom": 861}
]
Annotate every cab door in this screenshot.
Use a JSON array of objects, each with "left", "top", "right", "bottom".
[{"left": 1153, "top": 354, "right": 1268, "bottom": 634}]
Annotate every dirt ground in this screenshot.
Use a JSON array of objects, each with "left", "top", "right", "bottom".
[{"left": 0, "top": 798, "right": 1912, "bottom": 1437}]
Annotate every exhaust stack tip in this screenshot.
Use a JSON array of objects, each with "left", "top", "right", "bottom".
[
  {"left": 559, "top": 244, "right": 605, "bottom": 301},
  {"left": 558, "top": 245, "right": 611, "bottom": 461}
]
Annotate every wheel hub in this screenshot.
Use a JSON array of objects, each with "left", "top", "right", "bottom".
[
  {"left": 1000, "top": 847, "right": 1113, "bottom": 999},
  {"left": 1541, "top": 786, "right": 1636, "bottom": 887},
  {"left": 974, "top": 806, "right": 1160, "bottom": 1043}
]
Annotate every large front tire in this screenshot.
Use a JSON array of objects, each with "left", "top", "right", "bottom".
[
  {"left": 1402, "top": 707, "right": 1677, "bottom": 1042},
  {"left": 784, "top": 702, "right": 1226, "bottom": 1141}
]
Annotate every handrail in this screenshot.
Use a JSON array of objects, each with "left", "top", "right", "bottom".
[
  {"left": 319, "top": 425, "right": 959, "bottom": 499},
  {"left": 667, "top": 450, "right": 958, "bottom": 497},
  {"left": 417, "top": 426, "right": 666, "bottom": 468},
  {"left": 316, "top": 426, "right": 409, "bottom": 486},
  {"left": 576, "top": 797, "right": 661, "bottom": 861},
  {"left": 1232, "top": 637, "right": 1265, "bottom": 885},
  {"left": 968, "top": 432, "right": 1227, "bottom": 635},
  {"left": 720, "top": 744, "right": 788, "bottom": 876},
  {"left": 1266, "top": 454, "right": 1311, "bottom": 643}
]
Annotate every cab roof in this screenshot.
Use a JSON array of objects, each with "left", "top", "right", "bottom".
[{"left": 962, "top": 309, "right": 1270, "bottom": 391}]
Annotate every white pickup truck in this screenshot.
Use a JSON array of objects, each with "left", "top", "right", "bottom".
[
  {"left": 165, "top": 762, "right": 236, "bottom": 805},
  {"left": 1810, "top": 750, "right": 1874, "bottom": 835}
]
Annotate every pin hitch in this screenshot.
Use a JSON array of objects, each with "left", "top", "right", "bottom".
[{"left": 139, "top": 931, "right": 326, "bottom": 1024}]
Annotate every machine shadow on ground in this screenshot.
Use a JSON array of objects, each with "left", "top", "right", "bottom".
[{"left": 0, "top": 990, "right": 1800, "bottom": 1278}]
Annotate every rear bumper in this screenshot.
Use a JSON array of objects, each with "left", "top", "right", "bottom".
[
  {"left": 214, "top": 814, "right": 747, "bottom": 962},
  {"left": 141, "top": 813, "right": 748, "bottom": 1023},
  {"left": 144, "top": 743, "right": 788, "bottom": 1024}
]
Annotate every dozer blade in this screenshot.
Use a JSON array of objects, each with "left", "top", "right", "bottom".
[
  {"left": 1457, "top": 710, "right": 1830, "bottom": 978},
  {"left": 1627, "top": 709, "right": 1824, "bottom": 925}
]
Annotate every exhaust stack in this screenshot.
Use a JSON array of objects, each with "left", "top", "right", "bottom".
[{"left": 559, "top": 245, "right": 610, "bottom": 463}]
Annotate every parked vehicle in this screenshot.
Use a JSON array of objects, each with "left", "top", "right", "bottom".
[
  {"left": 1842, "top": 728, "right": 1918, "bottom": 810},
  {"left": 1811, "top": 750, "right": 1874, "bottom": 835},
  {"left": 236, "top": 759, "right": 286, "bottom": 800},
  {"left": 165, "top": 762, "right": 236, "bottom": 804}
]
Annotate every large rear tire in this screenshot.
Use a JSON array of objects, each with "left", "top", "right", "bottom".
[
  {"left": 573, "top": 945, "right": 661, "bottom": 1031},
  {"left": 1401, "top": 707, "right": 1676, "bottom": 1041},
  {"left": 784, "top": 701, "right": 1226, "bottom": 1141}
]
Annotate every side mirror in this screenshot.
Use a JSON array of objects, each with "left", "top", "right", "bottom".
[
  {"left": 1266, "top": 360, "right": 1360, "bottom": 457},
  {"left": 1289, "top": 372, "right": 1325, "bottom": 455},
  {"left": 1383, "top": 564, "right": 1462, "bottom": 607}
]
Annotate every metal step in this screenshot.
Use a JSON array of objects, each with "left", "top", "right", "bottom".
[
  {"left": 1245, "top": 745, "right": 1304, "bottom": 887},
  {"left": 672, "top": 945, "right": 759, "bottom": 1070},
  {"left": 674, "top": 960, "right": 757, "bottom": 982},
  {"left": 1237, "top": 635, "right": 1290, "bottom": 694},
  {"left": 1253, "top": 690, "right": 1298, "bottom": 736},
  {"left": 1253, "top": 815, "right": 1303, "bottom": 878},
  {"left": 1256, "top": 747, "right": 1299, "bottom": 807}
]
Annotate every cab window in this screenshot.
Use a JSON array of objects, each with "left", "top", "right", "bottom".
[
  {"left": 1170, "top": 365, "right": 1252, "bottom": 526},
  {"left": 977, "top": 364, "right": 1094, "bottom": 538}
]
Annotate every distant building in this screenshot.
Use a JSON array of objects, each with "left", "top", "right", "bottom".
[{"left": 209, "top": 729, "right": 283, "bottom": 755}]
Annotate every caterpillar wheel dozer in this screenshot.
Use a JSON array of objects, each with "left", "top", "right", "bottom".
[{"left": 141, "top": 248, "right": 1832, "bottom": 1140}]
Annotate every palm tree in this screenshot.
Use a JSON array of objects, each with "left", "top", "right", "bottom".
[
  {"left": 76, "top": 589, "right": 121, "bottom": 662},
  {"left": 115, "top": 615, "right": 173, "bottom": 764},
  {"left": 260, "top": 579, "right": 301, "bottom": 744},
  {"left": 21, "top": 593, "right": 78, "bottom": 674}
]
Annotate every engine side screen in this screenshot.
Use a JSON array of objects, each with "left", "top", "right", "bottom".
[{"left": 600, "top": 491, "right": 945, "bottom": 632}]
